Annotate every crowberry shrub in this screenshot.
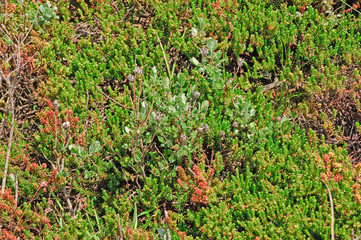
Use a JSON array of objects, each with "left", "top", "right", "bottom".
[{"left": 177, "top": 165, "right": 216, "bottom": 204}]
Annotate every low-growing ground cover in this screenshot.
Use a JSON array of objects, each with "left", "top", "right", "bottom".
[{"left": 2, "top": 0, "right": 361, "bottom": 239}]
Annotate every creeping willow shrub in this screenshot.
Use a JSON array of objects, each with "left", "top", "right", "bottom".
[{"left": 191, "top": 38, "right": 226, "bottom": 90}]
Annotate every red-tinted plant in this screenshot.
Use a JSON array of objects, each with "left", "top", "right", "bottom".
[
  {"left": 37, "top": 100, "right": 83, "bottom": 218},
  {"left": 39, "top": 100, "right": 80, "bottom": 137},
  {"left": 0, "top": 186, "right": 49, "bottom": 239},
  {"left": 177, "top": 165, "right": 215, "bottom": 204},
  {"left": 321, "top": 153, "right": 344, "bottom": 183}
]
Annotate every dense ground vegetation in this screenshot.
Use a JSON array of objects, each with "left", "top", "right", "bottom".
[{"left": 2, "top": 0, "right": 361, "bottom": 239}]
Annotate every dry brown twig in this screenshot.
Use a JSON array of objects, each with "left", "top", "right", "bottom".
[
  {"left": 322, "top": 179, "right": 361, "bottom": 240},
  {"left": 117, "top": 213, "right": 124, "bottom": 240},
  {"left": 0, "top": 24, "right": 37, "bottom": 194},
  {"left": 322, "top": 180, "right": 335, "bottom": 240}
]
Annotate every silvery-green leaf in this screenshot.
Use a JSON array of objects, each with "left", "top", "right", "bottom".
[
  {"left": 280, "top": 116, "right": 289, "bottom": 125},
  {"left": 168, "top": 106, "right": 176, "bottom": 113},
  {"left": 181, "top": 93, "right": 187, "bottom": 105},
  {"left": 191, "top": 130, "right": 197, "bottom": 139},
  {"left": 69, "top": 144, "right": 79, "bottom": 155},
  {"left": 213, "top": 51, "right": 222, "bottom": 61},
  {"left": 125, "top": 126, "right": 131, "bottom": 134},
  {"left": 191, "top": 57, "right": 200, "bottom": 66},
  {"left": 133, "top": 202, "right": 138, "bottom": 229},
  {"left": 177, "top": 72, "right": 185, "bottom": 84},
  {"left": 158, "top": 228, "right": 166, "bottom": 238},
  {"left": 9, "top": 173, "right": 15, "bottom": 183},
  {"left": 8, "top": 174, "right": 16, "bottom": 188},
  {"left": 89, "top": 141, "right": 101, "bottom": 155},
  {"left": 200, "top": 100, "right": 209, "bottom": 112},
  {"left": 152, "top": 66, "right": 157, "bottom": 74},
  {"left": 79, "top": 147, "right": 87, "bottom": 158},
  {"left": 207, "top": 38, "right": 217, "bottom": 52},
  {"left": 191, "top": 27, "right": 198, "bottom": 38},
  {"left": 249, "top": 108, "right": 256, "bottom": 117},
  {"left": 163, "top": 76, "right": 169, "bottom": 87},
  {"left": 198, "top": 17, "right": 206, "bottom": 31}
]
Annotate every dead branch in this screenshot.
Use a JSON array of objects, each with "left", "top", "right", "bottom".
[
  {"left": 322, "top": 180, "right": 335, "bottom": 240},
  {"left": 1, "top": 23, "right": 36, "bottom": 194}
]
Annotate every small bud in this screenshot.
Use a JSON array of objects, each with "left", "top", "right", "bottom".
[
  {"left": 200, "top": 47, "right": 209, "bottom": 57},
  {"left": 45, "top": 207, "right": 52, "bottom": 214},
  {"left": 155, "top": 114, "right": 161, "bottom": 123},
  {"left": 191, "top": 28, "right": 198, "bottom": 38},
  {"left": 127, "top": 74, "right": 136, "bottom": 82},
  {"left": 180, "top": 134, "right": 187, "bottom": 146},
  {"left": 133, "top": 66, "right": 143, "bottom": 76},
  {"left": 193, "top": 91, "right": 200, "bottom": 99},
  {"left": 39, "top": 181, "right": 48, "bottom": 188},
  {"left": 220, "top": 130, "right": 225, "bottom": 137},
  {"left": 237, "top": 58, "right": 245, "bottom": 67},
  {"left": 202, "top": 124, "right": 209, "bottom": 133},
  {"left": 62, "top": 121, "right": 70, "bottom": 131},
  {"left": 53, "top": 100, "right": 59, "bottom": 110},
  {"left": 232, "top": 122, "right": 239, "bottom": 128},
  {"left": 261, "top": 71, "right": 272, "bottom": 80}
]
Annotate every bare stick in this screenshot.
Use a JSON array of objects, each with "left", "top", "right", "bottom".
[
  {"left": 117, "top": 213, "right": 124, "bottom": 240},
  {"left": 81, "top": 87, "right": 90, "bottom": 126},
  {"left": 97, "top": 86, "right": 132, "bottom": 110},
  {"left": 62, "top": 187, "right": 75, "bottom": 218},
  {"left": 322, "top": 180, "right": 335, "bottom": 240},
  {"left": 157, "top": 34, "right": 172, "bottom": 81},
  {"left": 353, "top": 230, "right": 361, "bottom": 240},
  {"left": 261, "top": 79, "right": 282, "bottom": 94},
  {"left": 1, "top": 85, "right": 15, "bottom": 194},
  {"left": 0, "top": 36, "right": 21, "bottom": 188},
  {"left": 15, "top": 174, "right": 18, "bottom": 206},
  {"left": 0, "top": 106, "right": 10, "bottom": 138},
  {"left": 164, "top": 210, "right": 171, "bottom": 240}
]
